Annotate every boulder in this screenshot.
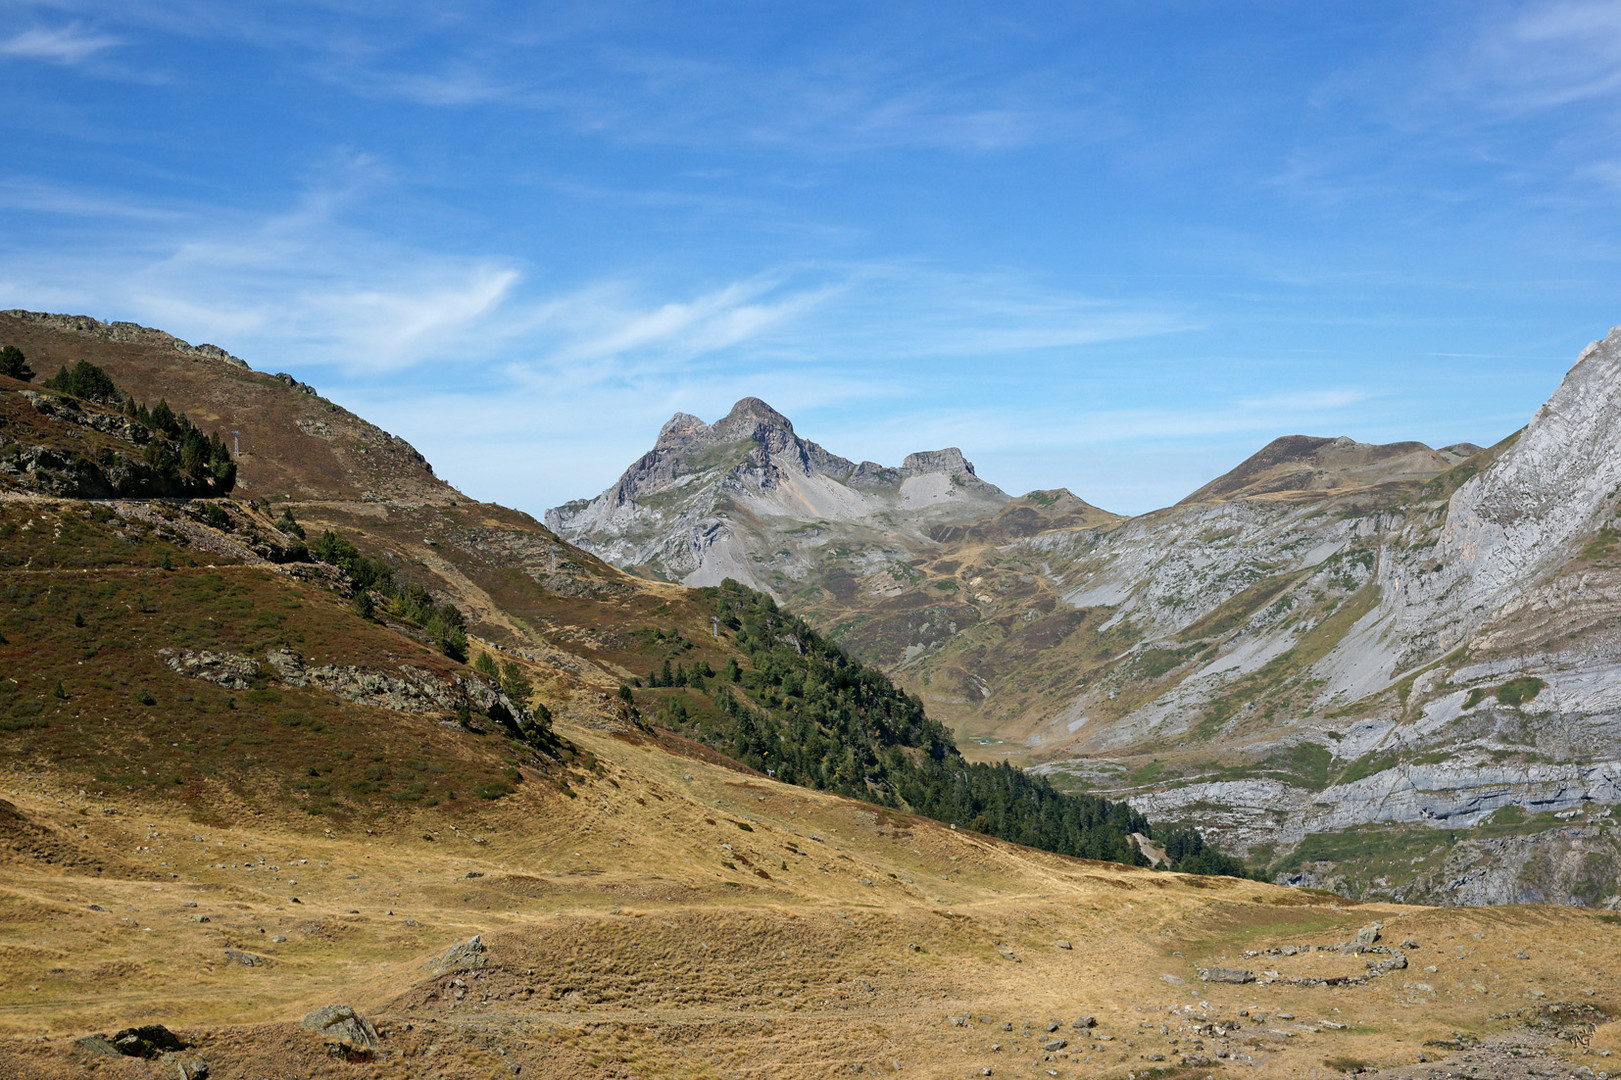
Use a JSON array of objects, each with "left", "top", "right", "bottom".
[
  {"left": 1198, "top": 966, "right": 1255, "bottom": 984},
  {"left": 110, "top": 1024, "right": 185, "bottom": 1058},
  {"left": 73, "top": 1034, "right": 120, "bottom": 1057},
  {"left": 223, "top": 948, "right": 265, "bottom": 967},
  {"left": 1341, "top": 921, "right": 1383, "bottom": 952},
  {"left": 1071, "top": 1016, "right": 1096, "bottom": 1030},
  {"left": 299, "top": 1004, "right": 380, "bottom": 1050},
  {"left": 166, "top": 1055, "right": 210, "bottom": 1080},
  {"left": 424, "top": 934, "right": 488, "bottom": 975}
]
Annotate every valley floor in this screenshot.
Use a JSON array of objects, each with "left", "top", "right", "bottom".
[{"left": 3, "top": 720, "right": 1620, "bottom": 1080}]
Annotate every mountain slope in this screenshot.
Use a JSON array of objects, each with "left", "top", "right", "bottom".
[
  {"left": 0, "top": 310, "right": 451, "bottom": 504},
  {"left": 0, "top": 315, "right": 1208, "bottom": 873}
]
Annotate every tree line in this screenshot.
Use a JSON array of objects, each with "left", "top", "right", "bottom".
[
  {"left": 2, "top": 348, "right": 235, "bottom": 495},
  {"left": 638, "top": 580, "right": 1256, "bottom": 876}
]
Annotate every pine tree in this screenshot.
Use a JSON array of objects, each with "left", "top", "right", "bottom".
[{"left": 0, "top": 345, "right": 34, "bottom": 381}]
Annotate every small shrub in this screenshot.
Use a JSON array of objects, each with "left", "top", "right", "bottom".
[{"left": 1496, "top": 676, "right": 1547, "bottom": 707}]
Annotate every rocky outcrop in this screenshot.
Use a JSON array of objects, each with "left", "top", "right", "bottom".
[
  {"left": 2, "top": 310, "right": 249, "bottom": 368},
  {"left": 159, "top": 649, "right": 261, "bottom": 690},
  {"left": 0, "top": 387, "right": 234, "bottom": 499},
  {"left": 158, "top": 647, "right": 528, "bottom": 729},
  {"left": 299, "top": 1005, "right": 380, "bottom": 1051},
  {"left": 424, "top": 934, "right": 488, "bottom": 975}
]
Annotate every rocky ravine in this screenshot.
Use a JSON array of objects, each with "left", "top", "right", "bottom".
[{"left": 555, "top": 324, "right": 1621, "bottom": 907}]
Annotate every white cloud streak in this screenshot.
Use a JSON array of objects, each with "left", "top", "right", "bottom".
[{"left": 0, "top": 23, "right": 119, "bottom": 64}]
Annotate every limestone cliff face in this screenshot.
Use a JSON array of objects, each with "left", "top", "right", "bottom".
[{"left": 546, "top": 397, "right": 1009, "bottom": 594}]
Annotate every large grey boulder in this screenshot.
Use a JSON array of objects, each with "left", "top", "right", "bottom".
[
  {"left": 299, "top": 1004, "right": 380, "bottom": 1050},
  {"left": 424, "top": 934, "right": 488, "bottom": 975}
]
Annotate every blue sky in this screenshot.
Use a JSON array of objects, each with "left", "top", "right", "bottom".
[{"left": 3, "top": 1, "right": 1620, "bottom": 515}]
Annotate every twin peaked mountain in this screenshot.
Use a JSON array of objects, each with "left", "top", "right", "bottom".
[
  {"left": 551, "top": 327, "right": 1621, "bottom": 907},
  {"left": 547, "top": 396, "right": 1032, "bottom": 588}
]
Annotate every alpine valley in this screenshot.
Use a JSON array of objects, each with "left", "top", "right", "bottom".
[
  {"left": 552, "top": 324, "right": 1621, "bottom": 911},
  {"left": 6, "top": 308, "right": 1621, "bottom": 1080}
]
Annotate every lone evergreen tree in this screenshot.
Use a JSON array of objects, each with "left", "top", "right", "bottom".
[{"left": 0, "top": 345, "right": 34, "bottom": 381}]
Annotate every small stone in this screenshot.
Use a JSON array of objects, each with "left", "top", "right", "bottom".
[
  {"left": 191, "top": 915, "right": 210, "bottom": 923},
  {"left": 1046, "top": 1021, "right": 1060, "bottom": 1032},
  {"left": 1042, "top": 1039, "right": 1067, "bottom": 1052},
  {"left": 1054, "top": 939, "right": 1072, "bottom": 950},
  {"left": 272, "top": 935, "right": 287, "bottom": 943},
  {"left": 1071, "top": 1016, "right": 1095, "bottom": 1029},
  {"left": 223, "top": 948, "right": 264, "bottom": 967}
]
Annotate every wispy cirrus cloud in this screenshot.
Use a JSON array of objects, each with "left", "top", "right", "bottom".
[
  {"left": 0, "top": 23, "right": 120, "bottom": 64},
  {"left": 1473, "top": 0, "right": 1621, "bottom": 110}
]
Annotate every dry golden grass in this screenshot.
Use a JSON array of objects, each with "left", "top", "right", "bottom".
[{"left": 2, "top": 712, "right": 1618, "bottom": 1079}]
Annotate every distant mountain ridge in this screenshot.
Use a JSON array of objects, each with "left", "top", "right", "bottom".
[
  {"left": 552, "top": 327, "right": 1621, "bottom": 908},
  {"left": 546, "top": 396, "right": 1015, "bottom": 591}
]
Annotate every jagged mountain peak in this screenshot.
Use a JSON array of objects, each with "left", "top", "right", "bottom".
[
  {"left": 716, "top": 395, "right": 794, "bottom": 434},
  {"left": 656, "top": 411, "right": 710, "bottom": 448},
  {"left": 547, "top": 400, "right": 1013, "bottom": 593}
]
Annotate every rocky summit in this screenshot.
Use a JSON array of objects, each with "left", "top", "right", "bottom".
[
  {"left": 555, "top": 324, "right": 1621, "bottom": 909},
  {"left": 547, "top": 395, "right": 1017, "bottom": 590}
]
